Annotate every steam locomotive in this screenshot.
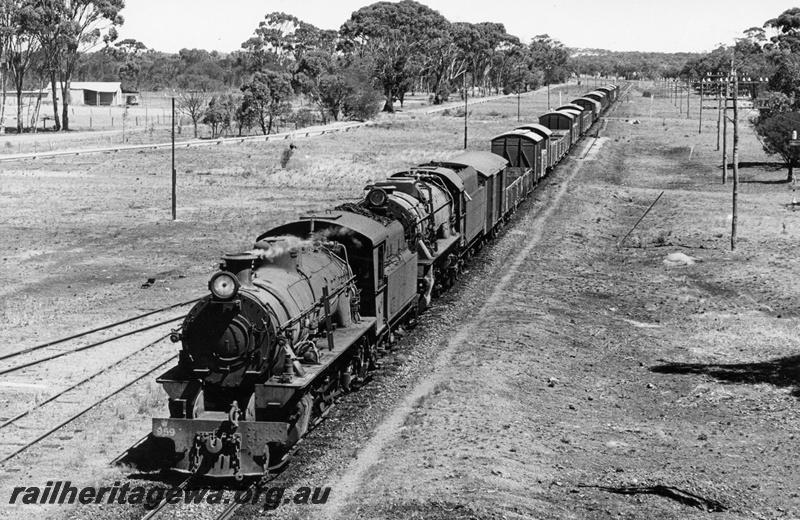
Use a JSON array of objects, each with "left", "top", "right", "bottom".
[{"left": 151, "top": 85, "right": 620, "bottom": 479}]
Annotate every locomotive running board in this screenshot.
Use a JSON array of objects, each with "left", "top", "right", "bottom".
[
  {"left": 255, "top": 317, "right": 377, "bottom": 409},
  {"left": 417, "top": 235, "right": 460, "bottom": 267}
]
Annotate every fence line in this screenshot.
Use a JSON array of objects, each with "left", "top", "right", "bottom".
[
  {"left": 0, "top": 122, "right": 368, "bottom": 162},
  {"left": 0, "top": 91, "right": 534, "bottom": 162}
]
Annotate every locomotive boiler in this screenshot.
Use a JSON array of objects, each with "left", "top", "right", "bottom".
[{"left": 153, "top": 238, "right": 365, "bottom": 478}]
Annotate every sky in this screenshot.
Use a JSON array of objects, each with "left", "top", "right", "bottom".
[{"left": 115, "top": 0, "right": 798, "bottom": 54}]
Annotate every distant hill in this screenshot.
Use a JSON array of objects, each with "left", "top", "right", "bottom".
[{"left": 568, "top": 49, "right": 704, "bottom": 79}]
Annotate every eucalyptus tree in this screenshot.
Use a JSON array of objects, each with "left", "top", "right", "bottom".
[
  {"left": 457, "top": 22, "right": 510, "bottom": 95},
  {"left": 30, "top": 0, "right": 123, "bottom": 131},
  {"left": 0, "top": 0, "right": 17, "bottom": 133},
  {"left": 109, "top": 37, "right": 146, "bottom": 90},
  {"left": 751, "top": 8, "right": 800, "bottom": 180},
  {"left": 241, "top": 11, "right": 302, "bottom": 73},
  {"left": 422, "top": 20, "right": 468, "bottom": 104},
  {"left": 765, "top": 7, "right": 800, "bottom": 52},
  {"left": 487, "top": 35, "right": 527, "bottom": 95},
  {"left": 528, "top": 34, "right": 570, "bottom": 85},
  {"left": 338, "top": 0, "right": 449, "bottom": 112},
  {"left": 4, "top": 0, "right": 38, "bottom": 133},
  {"left": 239, "top": 70, "right": 293, "bottom": 134}
]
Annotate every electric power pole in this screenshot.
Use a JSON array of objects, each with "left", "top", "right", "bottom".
[
  {"left": 722, "top": 76, "right": 728, "bottom": 185},
  {"left": 716, "top": 79, "right": 722, "bottom": 150},
  {"left": 731, "top": 68, "right": 739, "bottom": 251},
  {"left": 686, "top": 79, "right": 690, "bottom": 117},
  {"left": 699, "top": 79, "right": 703, "bottom": 133}
]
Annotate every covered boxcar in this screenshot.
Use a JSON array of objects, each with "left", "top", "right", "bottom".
[
  {"left": 490, "top": 129, "right": 544, "bottom": 184},
  {"left": 515, "top": 123, "right": 554, "bottom": 172},
  {"left": 571, "top": 97, "right": 602, "bottom": 122},
  {"left": 539, "top": 111, "right": 577, "bottom": 150},
  {"left": 585, "top": 91, "right": 608, "bottom": 111},
  {"left": 556, "top": 104, "right": 591, "bottom": 135},
  {"left": 597, "top": 86, "right": 616, "bottom": 103},
  {"left": 447, "top": 151, "right": 521, "bottom": 229}
]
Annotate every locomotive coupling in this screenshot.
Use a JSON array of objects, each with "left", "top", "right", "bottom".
[
  {"left": 169, "top": 329, "right": 182, "bottom": 343},
  {"left": 190, "top": 429, "right": 243, "bottom": 479}
]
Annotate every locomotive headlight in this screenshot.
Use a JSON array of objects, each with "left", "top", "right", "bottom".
[
  {"left": 367, "top": 188, "right": 388, "bottom": 207},
  {"left": 208, "top": 271, "right": 239, "bottom": 301}
]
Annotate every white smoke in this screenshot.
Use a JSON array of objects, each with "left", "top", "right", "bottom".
[
  {"left": 252, "top": 229, "right": 363, "bottom": 260},
  {"left": 252, "top": 236, "right": 317, "bottom": 260}
]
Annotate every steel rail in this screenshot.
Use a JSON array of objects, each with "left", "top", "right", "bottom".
[
  {"left": 0, "top": 354, "right": 178, "bottom": 465},
  {"left": 0, "top": 297, "right": 198, "bottom": 362},
  {"left": 139, "top": 476, "right": 196, "bottom": 520},
  {"left": 212, "top": 482, "right": 261, "bottom": 520},
  {"left": 0, "top": 316, "right": 183, "bottom": 376},
  {"left": 0, "top": 333, "right": 170, "bottom": 430}
]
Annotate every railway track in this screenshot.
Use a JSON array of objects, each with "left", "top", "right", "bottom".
[
  {"left": 137, "top": 478, "right": 261, "bottom": 520},
  {"left": 0, "top": 298, "right": 200, "bottom": 467},
  {"left": 0, "top": 352, "right": 177, "bottom": 465},
  {"left": 0, "top": 298, "right": 198, "bottom": 373},
  {"left": 133, "top": 443, "right": 306, "bottom": 520},
  {"left": 128, "top": 405, "right": 333, "bottom": 520}
]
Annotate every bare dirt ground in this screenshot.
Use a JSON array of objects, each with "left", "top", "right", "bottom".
[
  {"left": 4, "top": 81, "right": 797, "bottom": 520},
  {"left": 304, "top": 89, "right": 800, "bottom": 520}
]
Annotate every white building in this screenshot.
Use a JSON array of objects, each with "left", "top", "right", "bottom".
[
  {"left": 56, "top": 82, "right": 124, "bottom": 106},
  {"left": 3, "top": 82, "right": 124, "bottom": 107}
]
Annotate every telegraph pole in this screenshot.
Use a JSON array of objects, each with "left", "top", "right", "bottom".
[
  {"left": 547, "top": 80, "right": 551, "bottom": 110},
  {"left": 686, "top": 79, "right": 690, "bottom": 117},
  {"left": 698, "top": 79, "right": 703, "bottom": 133},
  {"left": 722, "top": 75, "right": 728, "bottom": 185},
  {"left": 731, "top": 71, "right": 739, "bottom": 251},
  {"left": 463, "top": 74, "right": 468, "bottom": 149},
  {"left": 516, "top": 65, "right": 522, "bottom": 122},
  {"left": 716, "top": 78, "right": 722, "bottom": 150},
  {"left": 171, "top": 96, "right": 176, "bottom": 220}
]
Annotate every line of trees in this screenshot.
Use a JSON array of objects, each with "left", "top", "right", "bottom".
[
  {"left": 167, "top": 2, "right": 578, "bottom": 137},
  {"left": 669, "top": 8, "right": 800, "bottom": 181},
  {"left": 2, "top": 0, "right": 706, "bottom": 138},
  {"left": 0, "top": 0, "right": 124, "bottom": 134},
  {"left": 0, "top": 1, "right": 582, "bottom": 136}
]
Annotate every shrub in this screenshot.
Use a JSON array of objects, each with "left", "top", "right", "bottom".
[
  {"left": 343, "top": 88, "right": 383, "bottom": 121},
  {"left": 290, "top": 107, "right": 317, "bottom": 129}
]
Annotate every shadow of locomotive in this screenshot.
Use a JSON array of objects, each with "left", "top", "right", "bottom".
[
  {"left": 113, "top": 434, "right": 176, "bottom": 473},
  {"left": 651, "top": 354, "right": 800, "bottom": 398}
]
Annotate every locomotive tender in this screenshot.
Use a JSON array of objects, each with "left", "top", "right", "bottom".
[{"left": 151, "top": 84, "right": 620, "bottom": 478}]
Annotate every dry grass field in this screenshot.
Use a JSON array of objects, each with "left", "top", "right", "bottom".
[{"left": 1, "top": 80, "right": 798, "bottom": 520}]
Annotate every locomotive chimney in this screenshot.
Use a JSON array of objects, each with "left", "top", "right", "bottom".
[{"left": 220, "top": 253, "right": 258, "bottom": 289}]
